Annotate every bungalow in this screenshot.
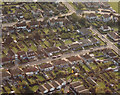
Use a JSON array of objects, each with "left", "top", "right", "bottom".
[
  {"left": 17, "top": 51, "right": 27, "bottom": 60},
  {"left": 107, "top": 52, "right": 117, "bottom": 58},
  {"left": 26, "top": 50, "right": 36, "bottom": 59},
  {"left": 80, "top": 39, "right": 93, "bottom": 47},
  {"left": 39, "top": 63, "right": 54, "bottom": 71},
  {"left": 69, "top": 43, "right": 81, "bottom": 51},
  {"left": 9, "top": 68, "right": 23, "bottom": 78},
  {"left": 107, "top": 31, "right": 120, "bottom": 41},
  {"left": 113, "top": 57, "right": 120, "bottom": 65},
  {"left": 52, "top": 59, "right": 69, "bottom": 68},
  {"left": 27, "top": 20, "right": 39, "bottom": 29},
  {"left": 44, "top": 47, "right": 60, "bottom": 56},
  {"left": 7, "top": 49, "right": 15, "bottom": 59},
  {"left": 102, "top": 14, "right": 111, "bottom": 22},
  {"left": 87, "top": 77, "right": 97, "bottom": 86},
  {"left": 15, "top": 21, "right": 26, "bottom": 30},
  {"left": 48, "top": 18, "right": 68, "bottom": 27},
  {"left": 66, "top": 56, "right": 82, "bottom": 65},
  {"left": 79, "top": 28, "right": 92, "bottom": 36},
  {"left": 56, "top": 78, "right": 66, "bottom": 89},
  {"left": 59, "top": 45, "right": 69, "bottom": 52},
  {"left": 80, "top": 53, "right": 93, "bottom": 63},
  {"left": 86, "top": 13, "right": 97, "bottom": 20},
  {"left": 90, "top": 38, "right": 100, "bottom": 45},
  {"left": 22, "top": 65, "right": 39, "bottom": 76},
  {"left": 2, "top": 69, "right": 11, "bottom": 79},
  {"left": 100, "top": 25, "right": 111, "bottom": 32},
  {"left": 50, "top": 80, "right": 60, "bottom": 90},
  {"left": 3, "top": 26, "right": 15, "bottom": 33},
  {"left": 2, "top": 57, "right": 12, "bottom": 65},
  {"left": 70, "top": 81, "right": 89, "bottom": 94},
  {"left": 70, "top": 81, "right": 82, "bottom": 89},
  {"left": 43, "top": 82, "right": 55, "bottom": 92},
  {"left": 37, "top": 85, "right": 48, "bottom": 94}
]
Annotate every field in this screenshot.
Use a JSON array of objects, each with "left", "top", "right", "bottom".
[{"left": 108, "top": 2, "right": 118, "bottom": 13}]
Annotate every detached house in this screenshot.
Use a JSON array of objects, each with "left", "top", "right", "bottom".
[
  {"left": 86, "top": 13, "right": 97, "bottom": 20},
  {"left": 39, "top": 63, "right": 54, "bottom": 71},
  {"left": 50, "top": 80, "right": 60, "bottom": 90},
  {"left": 107, "top": 31, "right": 120, "bottom": 41},
  {"left": 100, "top": 25, "right": 111, "bottom": 32},
  {"left": 79, "top": 28, "right": 92, "bottom": 37},
  {"left": 2, "top": 69, "right": 11, "bottom": 80},
  {"left": 2, "top": 57, "right": 12, "bottom": 65},
  {"left": 102, "top": 14, "right": 111, "bottom": 22},
  {"left": 37, "top": 85, "right": 48, "bottom": 94},
  {"left": 52, "top": 59, "right": 70, "bottom": 68},
  {"left": 44, "top": 47, "right": 60, "bottom": 56},
  {"left": 66, "top": 56, "right": 82, "bottom": 65},
  {"left": 43, "top": 83, "right": 55, "bottom": 92},
  {"left": 48, "top": 18, "right": 68, "bottom": 27},
  {"left": 56, "top": 78, "right": 66, "bottom": 89},
  {"left": 59, "top": 45, "right": 69, "bottom": 52},
  {"left": 17, "top": 51, "right": 27, "bottom": 60},
  {"left": 81, "top": 54, "right": 93, "bottom": 63},
  {"left": 26, "top": 50, "right": 36, "bottom": 59},
  {"left": 16, "top": 21, "right": 26, "bottom": 30},
  {"left": 27, "top": 20, "right": 39, "bottom": 29},
  {"left": 22, "top": 65, "right": 39, "bottom": 76}
]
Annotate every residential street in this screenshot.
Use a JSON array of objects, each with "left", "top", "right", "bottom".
[{"left": 91, "top": 26, "right": 120, "bottom": 55}]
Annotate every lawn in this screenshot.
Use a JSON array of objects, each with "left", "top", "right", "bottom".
[
  {"left": 64, "top": 39, "right": 73, "bottom": 45},
  {"left": 30, "top": 85, "right": 39, "bottom": 92},
  {"left": 36, "top": 75, "right": 45, "bottom": 81},
  {"left": 108, "top": 2, "right": 118, "bottom": 13}
]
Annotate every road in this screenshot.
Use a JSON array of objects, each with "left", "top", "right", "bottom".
[
  {"left": 91, "top": 26, "right": 120, "bottom": 55},
  {"left": 10, "top": 46, "right": 107, "bottom": 70},
  {"left": 2, "top": 12, "right": 74, "bottom": 28}
]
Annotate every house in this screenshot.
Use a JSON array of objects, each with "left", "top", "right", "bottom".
[
  {"left": 78, "top": 89, "right": 90, "bottom": 93},
  {"left": 26, "top": 50, "right": 36, "bottom": 59},
  {"left": 2, "top": 69, "right": 11, "bottom": 79},
  {"left": 70, "top": 81, "right": 90, "bottom": 94},
  {"left": 79, "top": 28, "right": 92, "bottom": 36},
  {"left": 70, "top": 81, "right": 82, "bottom": 88},
  {"left": 59, "top": 45, "right": 68, "bottom": 52},
  {"left": 17, "top": 51, "right": 27, "bottom": 60},
  {"left": 39, "top": 63, "right": 54, "bottom": 71},
  {"left": 43, "top": 82, "right": 55, "bottom": 92},
  {"left": 22, "top": 65, "right": 39, "bottom": 75},
  {"left": 48, "top": 18, "right": 68, "bottom": 27},
  {"left": 107, "top": 52, "right": 117, "bottom": 58},
  {"left": 66, "top": 56, "right": 82, "bottom": 65},
  {"left": 56, "top": 78, "right": 66, "bottom": 89},
  {"left": 102, "top": 14, "right": 111, "bottom": 22},
  {"left": 100, "top": 25, "right": 111, "bottom": 32},
  {"left": 87, "top": 77, "right": 97, "bottom": 86},
  {"left": 9, "top": 68, "right": 23, "bottom": 77},
  {"left": 52, "top": 59, "right": 69, "bottom": 68},
  {"left": 27, "top": 20, "right": 39, "bottom": 29},
  {"left": 37, "top": 85, "right": 48, "bottom": 94},
  {"left": 80, "top": 53, "right": 93, "bottom": 63},
  {"left": 83, "top": 2, "right": 92, "bottom": 8},
  {"left": 80, "top": 39, "right": 93, "bottom": 47},
  {"left": 86, "top": 13, "right": 97, "bottom": 20},
  {"left": 50, "top": 80, "right": 60, "bottom": 90},
  {"left": 2, "top": 57, "right": 12, "bottom": 65},
  {"left": 107, "top": 31, "right": 120, "bottom": 41},
  {"left": 7, "top": 49, "right": 15, "bottom": 58},
  {"left": 69, "top": 43, "right": 81, "bottom": 51},
  {"left": 44, "top": 47, "right": 60, "bottom": 56},
  {"left": 15, "top": 21, "right": 26, "bottom": 30},
  {"left": 3, "top": 26, "right": 15, "bottom": 33},
  {"left": 90, "top": 38, "right": 100, "bottom": 45}
]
